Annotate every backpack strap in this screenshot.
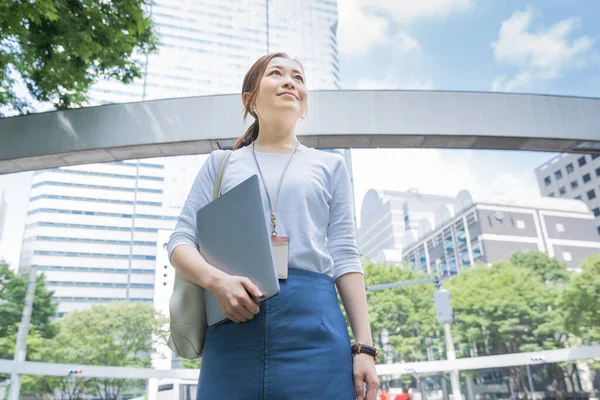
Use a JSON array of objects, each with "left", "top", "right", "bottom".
[{"left": 213, "top": 150, "right": 233, "bottom": 200}]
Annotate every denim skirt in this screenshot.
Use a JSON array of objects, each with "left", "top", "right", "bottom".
[{"left": 196, "top": 268, "right": 355, "bottom": 399}]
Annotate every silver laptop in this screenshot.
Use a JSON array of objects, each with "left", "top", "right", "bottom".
[{"left": 196, "top": 174, "right": 280, "bottom": 326}]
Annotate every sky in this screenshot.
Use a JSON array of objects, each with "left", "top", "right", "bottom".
[
  {"left": 1, "top": 0, "right": 599, "bottom": 267},
  {"left": 336, "top": 0, "right": 599, "bottom": 218}
]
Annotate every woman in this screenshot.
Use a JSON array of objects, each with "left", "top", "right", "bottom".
[{"left": 168, "top": 52, "right": 380, "bottom": 400}]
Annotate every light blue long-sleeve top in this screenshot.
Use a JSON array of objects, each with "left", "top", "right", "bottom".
[{"left": 167, "top": 145, "right": 363, "bottom": 281}]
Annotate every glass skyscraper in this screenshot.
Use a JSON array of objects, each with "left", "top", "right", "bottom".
[{"left": 89, "top": 0, "right": 340, "bottom": 105}]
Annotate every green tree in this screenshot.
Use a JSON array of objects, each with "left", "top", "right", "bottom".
[
  {"left": 179, "top": 358, "right": 201, "bottom": 369},
  {"left": 362, "top": 262, "right": 441, "bottom": 363},
  {"left": 446, "top": 261, "right": 569, "bottom": 397},
  {"left": 29, "top": 302, "right": 168, "bottom": 400},
  {"left": 0, "top": 262, "right": 57, "bottom": 360},
  {"left": 0, "top": 0, "right": 157, "bottom": 115},
  {"left": 562, "top": 255, "right": 600, "bottom": 347},
  {"left": 510, "top": 251, "right": 570, "bottom": 283}
]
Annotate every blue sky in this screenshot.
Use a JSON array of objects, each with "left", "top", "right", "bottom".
[
  {"left": 1, "top": 0, "right": 598, "bottom": 267},
  {"left": 337, "top": 0, "right": 599, "bottom": 96},
  {"left": 331, "top": 0, "right": 598, "bottom": 225}
]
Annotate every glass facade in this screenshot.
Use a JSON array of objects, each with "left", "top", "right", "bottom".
[{"left": 88, "top": 0, "right": 340, "bottom": 105}]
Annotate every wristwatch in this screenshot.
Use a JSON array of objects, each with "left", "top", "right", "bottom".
[{"left": 351, "top": 343, "right": 378, "bottom": 361}]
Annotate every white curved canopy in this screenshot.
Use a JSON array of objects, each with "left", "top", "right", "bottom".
[{"left": 1, "top": 90, "right": 600, "bottom": 174}]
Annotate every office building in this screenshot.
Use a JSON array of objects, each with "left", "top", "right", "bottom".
[
  {"left": 89, "top": 0, "right": 340, "bottom": 105},
  {"left": 535, "top": 153, "right": 600, "bottom": 235},
  {"left": 401, "top": 190, "right": 600, "bottom": 274},
  {"left": 358, "top": 189, "right": 455, "bottom": 262},
  {"left": 19, "top": 160, "right": 179, "bottom": 315}
]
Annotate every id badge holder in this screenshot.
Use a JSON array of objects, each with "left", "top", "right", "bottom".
[{"left": 270, "top": 236, "right": 289, "bottom": 280}]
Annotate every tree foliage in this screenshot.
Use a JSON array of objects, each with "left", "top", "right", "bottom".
[
  {"left": 362, "top": 251, "right": 586, "bottom": 396},
  {"left": 179, "top": 358, "right": 202, "bottom": 369},
  {"left": 562, "top": 255, "right": 600, "bottom": 344},
  {"left": 25, "top": 302, "right": 168, "bottom": 400},
  {"left": 0, "top": 0, "right": 157, "bottom": 115},
  {"left": 510, "top": 251, "right": 570, "bottom": 283},
  {"left": 362, "top": 262, "right": 441, "bottom": 363},
  {"left": 0, "top": 262, "right": 57, "bottom": 360},
  {"left": 446, "top": 258, "right": 568, "bottom": 357}
]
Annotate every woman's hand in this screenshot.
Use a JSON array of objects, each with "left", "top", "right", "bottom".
[
  {"left": 353, "top": 353, "right": 380, "bottom": 400},
  {"left": 208, "top": 274, "right": 263, "bottom": 323}
]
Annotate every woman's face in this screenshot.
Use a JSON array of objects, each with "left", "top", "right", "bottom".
[{"left": 252, "top": 57, "right": 307, "bottom": 124}]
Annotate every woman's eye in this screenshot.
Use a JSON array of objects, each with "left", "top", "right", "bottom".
[
  {"left": 269, "top": 70, "right": 281, "bottom": 76},
  {"left": 295, "top": 75, "right": 304, "bottom": 82}
]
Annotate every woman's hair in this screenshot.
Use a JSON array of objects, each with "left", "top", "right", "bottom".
[{"left": 233, "top": 52, "right": 305, "bottom": 150}]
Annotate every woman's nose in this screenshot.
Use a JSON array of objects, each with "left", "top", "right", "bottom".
[{"left": 282, "top": 79, "right": 295, "bottom": 90}]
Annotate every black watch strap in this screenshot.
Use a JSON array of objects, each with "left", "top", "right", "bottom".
[{"left": 351, "top": 343, "right": 378, "bottom": 361}]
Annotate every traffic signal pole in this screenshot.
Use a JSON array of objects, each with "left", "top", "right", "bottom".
[{"left": 366, "top": 276, "right": 463, "bottom": 400}]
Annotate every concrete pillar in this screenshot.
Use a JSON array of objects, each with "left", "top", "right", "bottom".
[
  {"left": 465, "top": 374, "right": 475, "bottom": 400},
  {"left": 441, "top": 374, "right": 450, "bottom": 400}
]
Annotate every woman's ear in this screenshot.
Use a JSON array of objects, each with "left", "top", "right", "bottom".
[{"left": 242, "top": 92, "right": 251, "bottom": 108}]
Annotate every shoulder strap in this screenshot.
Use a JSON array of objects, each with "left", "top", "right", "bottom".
[{"left": 213, "top": 150, "right": 233, "bottom": 200}]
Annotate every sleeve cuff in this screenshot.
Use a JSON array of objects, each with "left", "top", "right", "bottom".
[
  {"left": 333, "top": 264, "right": 364, "bottom": 281},
  {"left": 167, "top": 235, "right": 197, "bottom": 264}
]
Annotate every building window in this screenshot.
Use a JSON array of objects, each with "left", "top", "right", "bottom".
[
  {"left": 597, "top": 226, "right": 600, "bottom": 235},
  {"left": 593, "top": 207, "right": 600, "bottom": 217},
  {"left": 575, "top": 195, "right": 582, "bottom": 200},
  {"left": 516, "top": 220, "right": 525, "bottom": 229},
  {"left": 596, "top": 166, "right": 600, "bottom": 177},
  {"left": 562, "top": 252, "right": 572, "bottom": 262},
  {"left": 559, "top": 186, "right": 566, "bottom": 195},
  {"left": 571, "top": 180, "right": 579, "bottom": 189},
  {"left": 466, "top": 212, "right": 477, "bottom": 226},
  {"left": 548, "top": 192, "right": 555, "bottom": 197},
  {"left": 544, "top": 176, "right": 551, "bottom": 186},
  {"left": 566, "top": 163, "right": 574, "bottom": 173},
  {"left": 583, "top": 173, "right": 591, "bottom": 183},
  {"left": 554, "top": 170, "right": 563, "bottom": 180},
  {"left": 578, "top": 156, "right": 587, "bottom": 167},
  {"left": 588, "top": 189, "right": 596, "bottom": 200},
  {"left": 556, "top": 223, "right": 565, "bottom": 232},
  {"left": 593, "top": 154, "right": 600, "bottom": 160}
]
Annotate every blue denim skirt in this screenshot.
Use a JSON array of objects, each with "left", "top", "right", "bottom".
[{"left": 196, "top": 268, "right": 355, "bottom": 399}]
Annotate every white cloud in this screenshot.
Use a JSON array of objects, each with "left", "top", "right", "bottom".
[
  {"left": 338, "top": 0, "right": 389, "bottom": 57},
  {"left": 491, "top": 8, "right": 595, "bottom": 91},
  {"left": 396, "top": 32, "right": 420, "bottom": 53},
  {"left": 338, "top": 0, "right": 473, "bottom": 56},
  {"left": 397, "top": 78, "right": 436, "bottom": 90},
  {"left": 486, "top": 171, "right": 540, "bottom": 198},
  {"left": 356, "top": 77, "right": 435, "bottom": 90},
  {"left": 361, "top": 0, "right": 473, "bottom": 23}
]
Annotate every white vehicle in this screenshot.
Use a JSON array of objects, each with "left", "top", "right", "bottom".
[{"left": 156, "top": 378, "right": 198, "bottom": 400}]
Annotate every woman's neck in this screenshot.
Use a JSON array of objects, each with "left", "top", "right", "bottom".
[{"left": 253, "top": 122, "right": 299, "bottom": 153}]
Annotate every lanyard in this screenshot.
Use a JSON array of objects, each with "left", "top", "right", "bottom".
[{"left": 251, "top": 141, "right": 299, "bottom": 236}]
